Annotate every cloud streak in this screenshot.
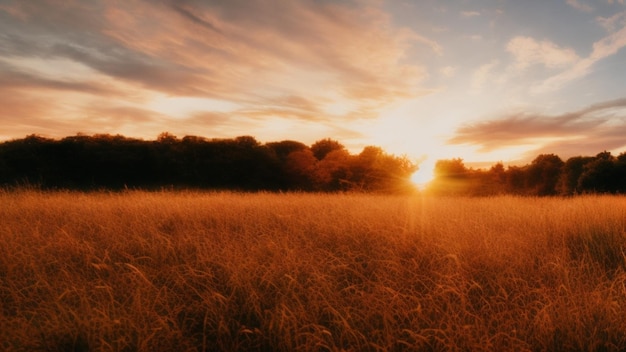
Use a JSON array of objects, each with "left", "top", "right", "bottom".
[
  {"left": 461, "top": 11, "right": 480, "bottom": 18},
  {"left": 507, "top": 36, "right": 579, "bottom": 70},
  {"left": 0, "top": 65, "right": 117, "bottom": 96},
  {"left": 566, "top": 0, "right": 593, "bottom": 13},
  {"left": 1, "top": 0, "right": 624, "bottom": 164},
  {"left": 449, "top": 97, "right": 626, "bottom": 159},
  {"left": 530, "top": 13, "right": 626, "bottom": 93},
  {"left": 0, "top": 0, "right": 437, "bottom": 139},
  {"left": 169, "top": 2, "right": 223, "bottom": 34}
]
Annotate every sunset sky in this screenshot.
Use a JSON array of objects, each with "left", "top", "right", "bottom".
[{"left": 1, "top": 0, "right": 626, "bottom": 168}]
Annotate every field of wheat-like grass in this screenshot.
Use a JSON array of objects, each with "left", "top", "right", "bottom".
[{"left": 1, "top": 190, "right": 626, "bottom": 351}]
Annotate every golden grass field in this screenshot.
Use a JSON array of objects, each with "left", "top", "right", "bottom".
[{"left": 1, "top": 190, "right": 626, "bottom": 351}]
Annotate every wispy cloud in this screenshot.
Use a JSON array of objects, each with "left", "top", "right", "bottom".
[
  {"left": 471, "top": 60, "right": 500, "bottom": 92},
  {"left": 507, "top": 36, "right": 579, "bottom": 70},
  {"left": 566, "top": 0, "right": 594, "bottom": 12},
  {"left": 0, "top": 67, "right": 117, "bottom": 96},
  {"left": 0, "top": 0, "right": 440, "bottom": 139},
  {"left": 169, "top": 3, "right": 223, "bottom": 34},
  {"left": 532, "top": 21, "right": 626, "bottom": 93},
  {"left": 448, "top": 98, "right": 626, "bottom": 158},
  {"left": 596, "top": 12, "right": 626, "bottom": 32},
  {"left": 137, "top": 0, "right": 436, "bottom": 103},
  {"left": 440, "top": 66, "right": 457, "bottom": 78},
  {"left": 461, "top": 11, "right": 480, "bottom": 18}
]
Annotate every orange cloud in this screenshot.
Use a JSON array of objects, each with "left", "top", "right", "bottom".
[
  {"left": 449, "top": 98, "right": 626, "bottom": 158},
  {"left": 0, "top": 87, "right": 82, "bottom": 138},
  {"left": 0, "top": 0, "right": 436, "bottom": 141},
  {"left": 97, "top": 0, "right": 431, "bottom": 105}
]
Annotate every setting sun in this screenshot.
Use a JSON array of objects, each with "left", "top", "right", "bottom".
[
  {"left": 1, "top": 1, "right": 625, "bottom": 165},
  {"left": 411, "top": 158, "right": 436, "bottom": 187}
]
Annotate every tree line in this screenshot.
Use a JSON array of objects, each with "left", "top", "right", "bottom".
[
  {"left": 2, "top": 133, "right": 624, "bottom": 195},
  {"left": 0, "top": 133, "right": 416, "bottom": 193},
  {"left": 427, "top": 151, "right": 626, "bottom": 196}
]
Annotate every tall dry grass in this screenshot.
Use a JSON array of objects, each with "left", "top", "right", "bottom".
[{"left": 1, "top": 190, "right": 625, "bottom": 351}]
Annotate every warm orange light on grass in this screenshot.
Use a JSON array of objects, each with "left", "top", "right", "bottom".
[{"left": 2, "top": 191, "right": 626, "bottom": 350}]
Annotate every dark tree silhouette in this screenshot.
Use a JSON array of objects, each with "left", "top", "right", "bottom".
[
  {"left": 314, "top": 149, "right": 353, "bottom": 191},
  {"left": 283, "top": 149, "right": 317, "bottom": 190},
  {"left": 617, "top": 152, "right": 626, "bottom": 193},
  {"left": 504, "top": 166, "right": 526, "bottom": 194},
  {"left": 2, "top": 133, "right": 625, "bottom": 195},
  {"left": 310, "top": 138, "right": 345, "bottom": 160},
  {"left": 578, "top": 151, "right": 620, "bottom": 193},
  {"left": 526, "top": 154, "right": 564, "bottom": 195},
  {"left": 557, "top": 156, "right": 594, "bottom": 195},
  {"left": 266, "top": 140, "right": 308, "bottom": 162}
]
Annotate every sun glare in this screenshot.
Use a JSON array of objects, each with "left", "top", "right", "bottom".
[{"left": 411, "top": 158, "right": 436, "bottom": 187}]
